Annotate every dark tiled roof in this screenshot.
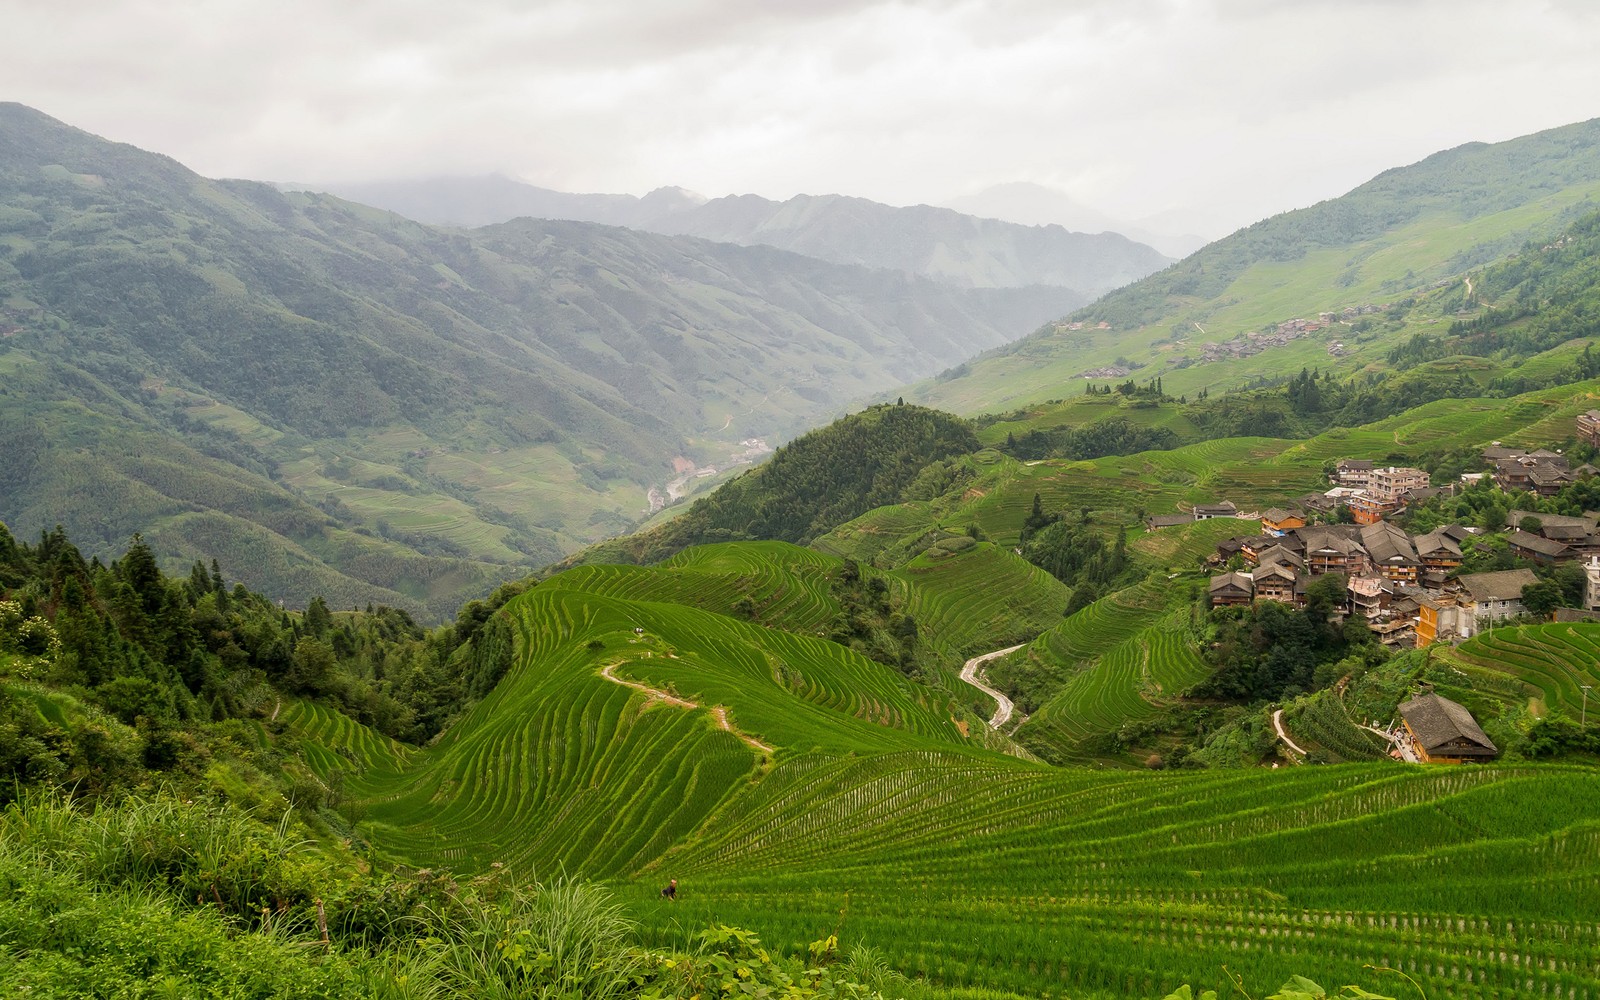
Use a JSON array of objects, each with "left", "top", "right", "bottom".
[
  {"left": 1400, "top": 693, "right": 1497, "bottom": 755},
  {"left": 1505, "top": 510, "right": 1595, "bottom": 532},
  {"left": 1540, "top": 524, "right": 1590, "bottom": 541},
  {"left": 1268, "top": 532, "right": 1308, "bottom": 553},
  {"left": 1458, "top": 568, "right": 1539, "bottom": 602},
  {"left": 1298, "top": 492, "right": 1337, "bottom": 510},
  {"left": 1252, "top": 562, "right": 1297, "bottom": 583},
  {"left": 1361, "top": 521, "right": 1417, "bottom": 564},
  {"left": 1257, "top": 544, "right": 1305, "bottom": 568},
  {"left": 1298, "top": 527, "right": 1363, "bottom": 554},
  {"left": 1413, "top": 530, "right": 1462, "bottom": 559},
  {"left": 1506, "top": 530, "right": 1569, "bottom": 558},
  {"left": 1209, "top": 572, "right": 1253, "bottom": 594},
  {"left": 1147, "top": 514, "right": 1196, "bottom": 528}
]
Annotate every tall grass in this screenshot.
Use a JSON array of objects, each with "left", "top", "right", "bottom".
[{"left": 386, "top": 876, "right": 642, "bottom": 1000}]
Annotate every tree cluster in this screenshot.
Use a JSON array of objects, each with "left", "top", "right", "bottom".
[
  {"left": 1017, "top": 495, "right": 1132, "bottom": 607},
  {"left": 1000, "top": 417, "right": 1179, "bottom": 462},
  {"left": 0, "top": 521, "right": 531, "bottom": 803},
  {"left": 1193, "top": 575, "right": 1385, "bottom": 703}
]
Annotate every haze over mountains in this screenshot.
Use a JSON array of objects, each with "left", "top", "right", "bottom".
[
  {"left": 301, "top": 176, "right": 1173, "bottom": 293},
  {"left": 941, "top": 181, "right": 1214, "bottom": 258},
  {"left": 7, "top": 100, "right": 1600, "bottom": 627},
  {"left": 0, "top": 102, "right": 1123, "bottom": 616}
]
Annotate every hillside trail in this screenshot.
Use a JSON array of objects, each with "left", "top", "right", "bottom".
[
  {"left": 960, "top": 644, "right": 1026, "bottom": 729},
  {"left": 600, "top": 661, "right": 696, "bottom": 708},
  {"left": 1336, "top": 672, "right": 1411, "bottom": 759},
  {"left": 1272, "top": 708, "right": 1308, "bottom": 760},
  {"left": 599, "top": 660, "right": 772, "bottom": 754},
  {"left": 710, "top": 705, "right": 774, "bottom": 754}
]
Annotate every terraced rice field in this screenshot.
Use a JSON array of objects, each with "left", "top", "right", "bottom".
[
  {"left": 291, "top": 380, "right": 1600, "bottom": 997},
  {"left": 280, "top": 700, "right": 414, "bottom": 778},
  {"left": 549, "top": 542, "right": 842, "bottom": 633},
  {"left": 636, "top": 756, "right": 1600, "bottom": 999},
  {"left": 1282, "top": 691, "right": 1389, "bottom": 763},
  {"left": 342, "top": 584, "right": 972, "bottom": 874},
  {"left": 813, "top": 502, "right": 941, "bottom": 564},
  {"left": 1130, "top": 518, "right": 1252, "bottom": 569},
  {"left": 287, "top": 570, "right": 1600, "bottom": 999},
  {"left": 894, "top": 541, "right": 1070, "bottom": 655},
  {"left": 1439, "top": 622, "right": 1600, "bottom": 717},
  {"left": 1023, "top": 602, "right": 1209, "bottom": 753}
]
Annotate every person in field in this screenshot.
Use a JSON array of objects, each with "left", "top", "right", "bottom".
[{"left": 661, "top": 878, "right": 677, "bottom": 901}]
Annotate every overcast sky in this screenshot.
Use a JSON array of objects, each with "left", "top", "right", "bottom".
[{"left": 5, "top": 0, "right": 1598, "bottom": 239}]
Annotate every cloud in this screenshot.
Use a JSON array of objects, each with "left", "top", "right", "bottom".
[{"left": 3, "top": 0, "right": 1597, "bottom": 237}]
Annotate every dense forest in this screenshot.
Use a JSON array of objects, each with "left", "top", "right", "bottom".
[{"left": 0, "top": 519, "right": 530, "bottom": 807}]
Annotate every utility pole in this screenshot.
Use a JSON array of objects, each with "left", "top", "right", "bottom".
[{"left": 1582, "top": 685, "right": 1593, "bottom": 728}]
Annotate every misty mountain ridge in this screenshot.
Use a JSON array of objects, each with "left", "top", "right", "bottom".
[
  {"left": 0, "top": 102, "right": 1082, "bottom": 617},
  {"left": 304, "top": 174, "right": 708, "bottom": 231},
  {"left": 942, "top": 181, "right": 1213, "bottom": 258},
  {"left": 294, "top": 175, "right": 1172, "bottom": 294}
]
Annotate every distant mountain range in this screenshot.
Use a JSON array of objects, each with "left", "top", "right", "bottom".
[
  {"left": 0, "top": 103, "right": 1126, "bottom": 617},
  {"left": 297, "top": 177, "right": 1173, "bottom": 293},
  {"left": 940, "top": 182, "right": 1214, "bottom": 259}
]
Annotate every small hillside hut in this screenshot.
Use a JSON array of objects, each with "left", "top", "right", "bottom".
[{"left": 1398, "top": 693, "right": 1498, "bottom": 763}]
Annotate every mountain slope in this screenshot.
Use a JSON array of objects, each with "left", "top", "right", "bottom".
[
  {"left": 302, "top": 176, "right": 1172, "bottom": 293},
  {"left": 0, "top": 103, "right": 1066, "bottom": 615},
  {"left": 649, "top": 192, "right": 1170, "bottom": 292},
  {"left": 310, "top": 174, "right": 706, "bottom": 230},
  {"left": 913, "top": 116, "right": 1600, "bottom": 414}
]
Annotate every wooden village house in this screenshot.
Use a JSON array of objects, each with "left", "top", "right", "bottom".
[{"left": 1398, "top": 693, "right": 1498, "bottom": 763}]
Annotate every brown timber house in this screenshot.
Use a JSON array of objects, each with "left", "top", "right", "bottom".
[{"left": 1399, "top": 693, "right": 1498, "bottom": 763}]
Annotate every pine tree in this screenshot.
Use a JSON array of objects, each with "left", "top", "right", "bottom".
[{"left": 304, "top": 596, "right": 333, "bottom": 639}]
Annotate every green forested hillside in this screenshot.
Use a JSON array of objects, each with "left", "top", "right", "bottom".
[
  {"left": 568, "top": 403, "right": 981, "bottom": 566},
  {"left": 0, "top": 103, "right": 1067, "bottom": 617},
  {"left": 914, "top": 116, "right": 1600, "bottom": 415},
  {"left": 10, "top": 375, "right": 1600, "bottom": 997}
]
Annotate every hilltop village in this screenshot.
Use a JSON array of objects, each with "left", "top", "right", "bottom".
[{"left": 1186, "top": 414, "right": 1600, "bottom": 651}]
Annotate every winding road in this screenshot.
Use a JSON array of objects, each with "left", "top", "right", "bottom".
[{"left": 960, "top": 644, "right": 1026, "bottom": 729}]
